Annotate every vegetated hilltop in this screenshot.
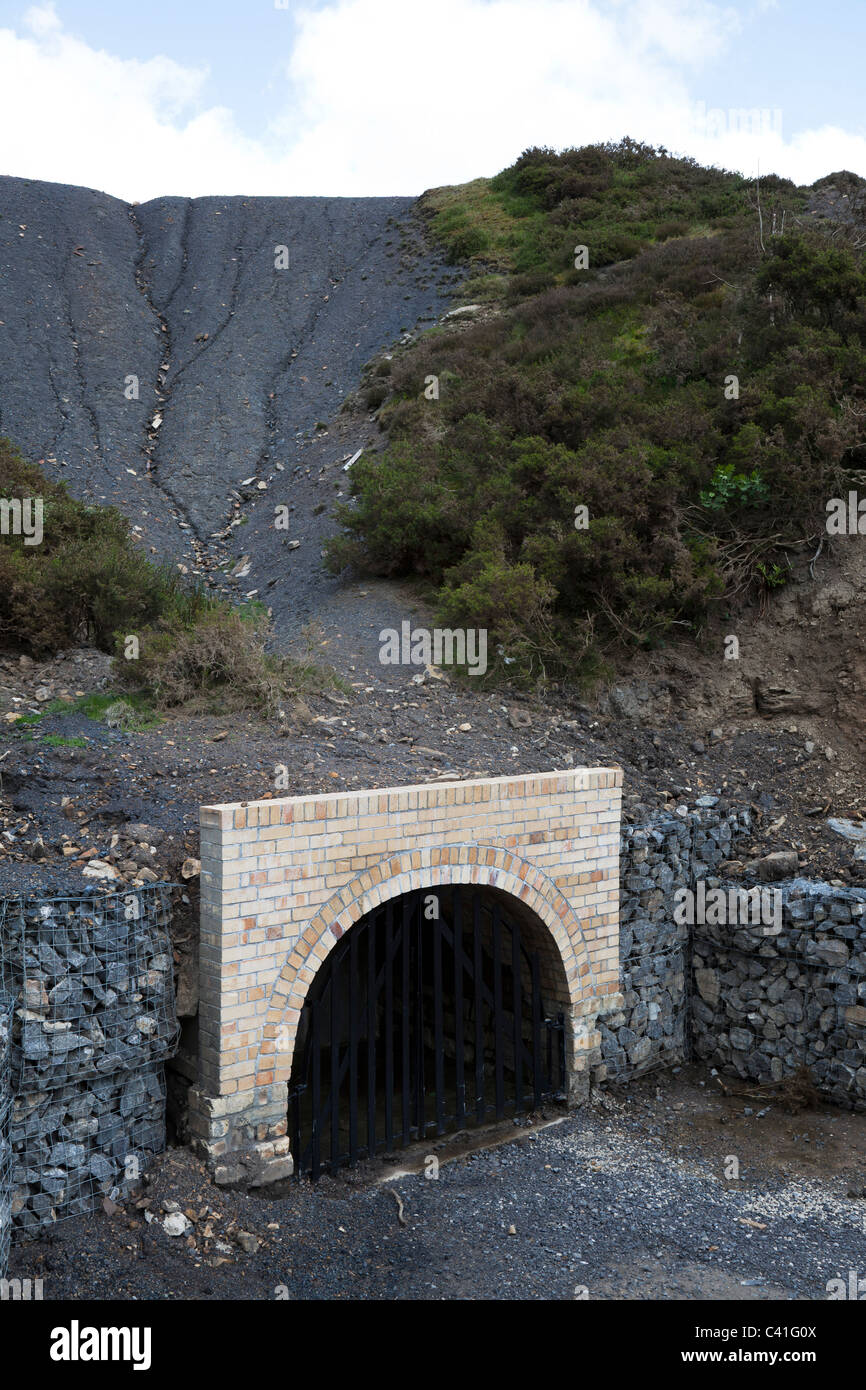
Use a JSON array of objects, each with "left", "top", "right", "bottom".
[
  {"left": 4, "top": 149, "right": 866, "bottom": 694},
  {"left": 328, "top": 140, "right": 866, "bottom": 689}
]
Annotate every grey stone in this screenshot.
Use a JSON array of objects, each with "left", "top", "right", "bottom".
[
  {"left": 752, "top": 851, "right": 799, "bottom": 881},
  {"left": 628, "top": 1037, "right": 653, "bottom": 1066}
]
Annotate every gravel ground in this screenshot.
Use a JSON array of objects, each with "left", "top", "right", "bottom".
[{"left": 7, "top": 1067, "right": 866, "bottom": 1301}]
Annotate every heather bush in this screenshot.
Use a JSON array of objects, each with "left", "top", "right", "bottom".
[
  {"left": 0, "top": 437, "right": 176, "bottom": 653},
  {"left": 327, "top": 146, "right": 865, "bottom": 683},
  {"left": 0, "top": 438, "right": 332, "bottom": 714}
]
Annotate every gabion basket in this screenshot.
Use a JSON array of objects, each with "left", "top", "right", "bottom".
[
  {"left": 0, "top": 885, "right": 179, "bottom": 1090},
  {"left": 11, "top": 1063, "right": 167, "bottom": 1237},
  {"left": 0, "top": 991, "right": 14, "bottom": 1277},
  {"left": 0, "top": 885, "right": 179, "bottom": 1239}
]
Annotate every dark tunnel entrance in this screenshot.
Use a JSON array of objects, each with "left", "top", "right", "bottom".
[{"left": 287, "top": 884, "right": 570, "bottom": 1179}]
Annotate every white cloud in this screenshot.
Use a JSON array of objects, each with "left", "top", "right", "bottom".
[
  {"left": 0, "top": 0, "right": 862, "bottom": 201},
  {"left": 623, "top": 0, "right": 741, "bottom": 63},
  {"left": 23, "top": 1, "right": 61, "bottom": 37}
]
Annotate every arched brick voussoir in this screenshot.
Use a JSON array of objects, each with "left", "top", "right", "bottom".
[{"left": 255, "top": 843, "right": 596, "bottom": 1089}]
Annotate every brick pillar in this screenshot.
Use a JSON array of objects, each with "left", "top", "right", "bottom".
[
  {"left": 569, "top": 990, "right": 625, "bottom": 1102},
  {"left": 188, "top": 805, "right": 292, "bottom": 1186}
]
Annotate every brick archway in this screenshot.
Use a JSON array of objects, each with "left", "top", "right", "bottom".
[
  {"left": 194, "top": 768, "right": 622, "bottom": 1184},
  {"left": 256, "top": 843, "right": 595, "bottom": 1089}
]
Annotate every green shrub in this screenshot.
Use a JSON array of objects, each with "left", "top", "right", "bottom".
[
  {"left": 321, "top": 148, "right": 866, "bottom": 682},
  {"left": 699, "top": 463, "right": 769, "bottom": 511},
  {"left": 755, "top": 234, "right": 866, "bottom": 331},
  {"left": 437, "top": 524, "right": 560, "bottom": 681},
  {"left": 0, "top": 437, "right": 179, "bottom": 653},
  {"left": 0, "top": 439, "right": 337, "bottom": 715},
  {"left": 446, "top": 226, "right": 490, "bottom": 262}
]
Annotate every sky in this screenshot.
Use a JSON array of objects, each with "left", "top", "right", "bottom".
[{"left": 0, "top": 0, "right": 863, "bottom": 200}]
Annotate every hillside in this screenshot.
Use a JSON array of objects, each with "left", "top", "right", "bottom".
[
  {"left": 330, "top": 143, "right": 866, "bottom": 687},
  {"left": 0, "top": 176, "right": 457, "bottom": 600},
  {"left": 3, "top": 147, "right": 866, "bottom": 899}
]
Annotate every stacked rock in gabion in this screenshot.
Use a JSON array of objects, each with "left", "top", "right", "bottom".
[
  {"left": 0, "top": 991, "right": 14, "bottom": 1276},
  {"left": 602, "top": 807, "right": 750, "bottom": 1083},
  {"left": 0, "top": 885, "right": 178, "bottom": 1238},
  {"left": 692, "top": 881, "right": 866, "bottom": 1108},
  {"left": 604, "top": 819, "right": 691, "bottom": 1078},
  {"left": 0, "top": 888, "right": 178, "bottom": 1089},
  {"left": 10, "top": 1064, "right": 167, "bottom": 1235}
]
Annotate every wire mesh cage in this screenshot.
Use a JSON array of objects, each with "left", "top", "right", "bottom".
[
  {"left": 0, "top": 991, "right": 14, "bottom": 1277},
  {"left": 0, "top": 884, "right": 180, "bottom": 1090},
  {"left": 10, "top": 1063, "right": 167, "bottom": 1237},
  {"left": 603, "top": 945, "right": 689, "bottom": 1085},
  {"left": 0, "top": 884, "right": 179, "bottom": 1239}
]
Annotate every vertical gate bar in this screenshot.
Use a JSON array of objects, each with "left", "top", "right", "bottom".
[
  {"left": 531, "top": 949, "right": 543, "bottom": 1108},
  {"left": 349, "top": 928, "right": 359, "bottom": 1166},
  {"left": 330, "top": 952, "right": 341, "bottom": 1170},
  {"left": 367, "top": 909, "right": 377, "bottom": 1159},
  {"left": 473, "top": 892, "right": 485, "bottom": 1122},
  {"left": 415, "top": 894, "right": 425, "bottom": 1143},
  {"left": 384, "top": 902, "right": 394, "bottom": 1149},
  {"left": 401, "top": 895, "right": 411, "bottom": 1146},
  {"left": 433, "top": 902, "right": 445, "bottom": 1135},
  {"left": 558, "top": 1012, "right": 566, "bottom": 1093},
  {"left": 311, "top": 999, "right": 322, "bottom": 1182},
  {"left": 512, "top": 916, "right": 523, "bottom": 1114},
  {"left": 290, "top": 1084, "right": 301, "bottom": 1182},
  {"left": 453, "top": 890, "right": 466, "bottom": 1128},
  {"left": 492, "top": 906, "right": 505, "bottom": 1120},
  {"left": 546, "top": 1014, "right": 553, "bottom": 1092}
]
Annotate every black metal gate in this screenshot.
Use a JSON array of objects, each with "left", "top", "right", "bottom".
[{"left": 288, "top": 886, "right": 567, "bottom": 1180}]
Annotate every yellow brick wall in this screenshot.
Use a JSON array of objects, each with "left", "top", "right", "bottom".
[{"left": 197, "top": 768, "right": 622, "bottom": 1124}]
